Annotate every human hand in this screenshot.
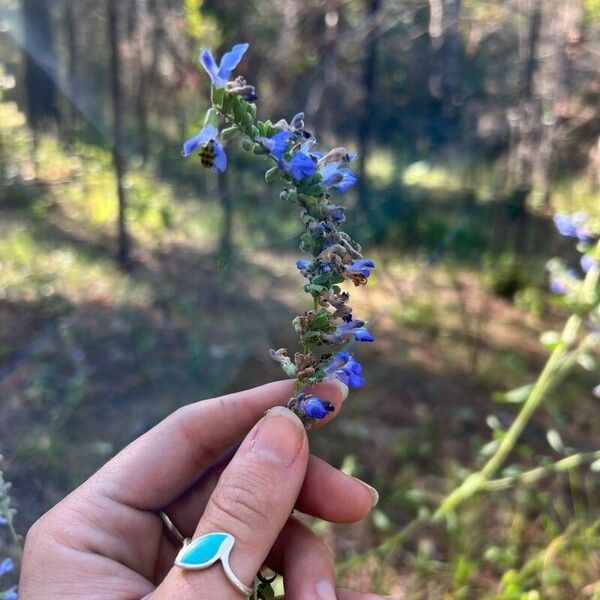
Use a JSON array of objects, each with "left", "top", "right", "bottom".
[{"left": 19, "top": 380, "right": 388, "bottom": 599}]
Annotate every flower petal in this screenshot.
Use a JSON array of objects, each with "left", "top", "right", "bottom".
[
  {"left": 199, "top": 48, "right": 222, "bottom": 86},
  {"left": 290, "top": 152, "right": 316, "bottom": 180},
  {"left": 217, "top": 43, "right": 250, "bottom": 81},
  {"left": 182, "top": 124, "right": 218, "bottom": 157},
  {"left": 212, "top": 141, "right": 228, "bottom": 172}
]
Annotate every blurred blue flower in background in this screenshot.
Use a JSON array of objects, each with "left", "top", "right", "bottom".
[
  {"left": 553, "top": 212, "right": 592, "bottom": 242},
  {"left": 581, "top": 254, "right": 597, "bottom": 273},
  {"left": 0, "top": 558, "right": 13, "bottom": 578}
]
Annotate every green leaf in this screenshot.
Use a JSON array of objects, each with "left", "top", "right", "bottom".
[
  {"left": 234, "top": 96, "right": 246, "bottom": 121},
  {"left": 265, "top": 166, "right": 280, "bottom": 182},
  {"left": 311, "top": 272, "right": 332, "bottom": 287},
  {"left": 305, "top": 283, "right": 326, "bottom": 295},
  {"left": 310, "top": 310, "right": 334, "bottom": 332},
  {"left": 221, "top": 126, "right": 238, "bottom": 140},
  {"left": 492, "top": 383, "right": 534, "bottom": 404}
]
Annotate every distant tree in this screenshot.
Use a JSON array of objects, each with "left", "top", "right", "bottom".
[
  {"left": 22, "top": 0, "right": 58, "bottom": 129},
  {"left": 356, "top": 0, "right": 381, "bottom": 224},
  {"left": 107, "top": 0, "right": 130, "bottom": 268},
  {"left": 62, "top": 0, "right": 79, "bottom": 133}
]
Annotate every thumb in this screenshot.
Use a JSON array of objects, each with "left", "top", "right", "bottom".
[{"left": 155, "top": 406, "right": 309, "bottom": 599}]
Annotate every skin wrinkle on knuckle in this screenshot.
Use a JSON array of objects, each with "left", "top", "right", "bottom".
[{"left": 206, "top": 470, "right": 275, "bottom": 539}]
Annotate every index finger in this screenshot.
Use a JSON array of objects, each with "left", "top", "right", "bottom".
[{"left": 86, "top": 379, "right": 347, "bottom": 511}]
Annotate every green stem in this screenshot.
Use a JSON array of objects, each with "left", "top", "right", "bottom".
[
  {"left": 434, "top": 241, "right": 600, "bottom": 520},
  {"left": 483, "top": 450, "right": 600, "bottom": 491}
]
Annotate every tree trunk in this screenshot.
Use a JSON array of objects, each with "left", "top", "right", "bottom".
[
  {"left": 355, "top": 0, "right": 381, "bottom": 225},
  {"left": 22, "top": 0, "right": 58, "bottom": 129},
  {"left": 532, "top": 0, "right": 583, "bottom": 205},
  {"left": 131, "top": 0, "right": 149, "bottom": 162},
  {"left": 63, "top": 1, "right": 78, "bottom": 133},
  {"left": 441, "top": 0, "right": 462, "bottom": 139},
  {"left": 108, "top": 0, "right": 130, "bottom": 268}
]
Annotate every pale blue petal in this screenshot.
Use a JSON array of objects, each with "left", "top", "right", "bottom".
[
  {"left": 335, "top": 168, "right": 358, "bottom": 192},
  {"left": 290, "top": 152, "right": 316, "bottom": 180},
  {"left": 270, "top": 131, "right": 291, "bottom": 161},
  {"left": 200, "top": 49, "right": 222, "bottom": 86},
  {"left": 319, "top": 162, "right": 338, "bottom": 180},
  {"left": 217, "top": 43, "right": 250, "bottom": 81},
  {"left": 212, "top": 142, "right": 228, "bottom": 172},
  {"left": 182, "top": 124, "right": 218, "bottom": 157}
]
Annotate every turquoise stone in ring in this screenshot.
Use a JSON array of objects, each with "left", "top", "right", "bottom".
[
  {"left": 175, "top": 532, "right": 232, "bottom": 569},
  {"left": 175, "top": 532, "right": 254, "bottom": 596}
]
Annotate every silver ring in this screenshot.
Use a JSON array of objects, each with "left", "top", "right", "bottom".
[
  {"left": 158, "top": 510, "right": 187, "bottom": 547},
  {"left": 159, "top": 512, "right": 253, "bottom": 597}
]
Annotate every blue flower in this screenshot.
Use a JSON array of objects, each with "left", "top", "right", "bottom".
[
  {"left": 550, "top": 269, "right": 579, "bottom": 295},
  {"left": 5, "top": 592, "right": 17, "bottom": 600},
  {"left": 200, "top": 43, "right": 249, "bottom": 88},
  {"left": 325, "top": 351, "right": 364, "bottom": 388},
  {"left": 550, "top": 276, "right": 568, "bottom": 295},
  {"left": 345, "top": 259, "right": 375, "bottom": 279},
  {"left": 581, "top": 254, "right": 597, "bottom": 273},
  {"left": 258, "top": 131, "right": 291, "bottom": 161},
  {"left": 299, "top": 394, "right": 334, "bottom": 420},
  {"left": 0, "top": 558, "right": 13, "bottom": 577},
  {"left": 324, "top": 319, "right": 374, "bottom": 343},
  {"left": 296, "top": 259, "right": 311, "bottom": 276},
  {"left": 553, "top": 212, "right": 592, "bottom": 242},
  {"left": 289, "top": 151, "right": 317, "bottom": 180},
  {"left": 320, "top": 162, "right": 358, "bottom": 193},
  {"left": 0, "top": 517, "right": 7, "bottom": 526},
  {"left": 182, "top": 124, "right": 227, "bottom": 172}
]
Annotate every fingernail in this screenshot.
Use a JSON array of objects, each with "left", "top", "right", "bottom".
[
  {"left": 353, "top": 476, "right": 379, "bottom": 507},
  {"left": 335, "top": 379, "right": 349, "bottom": 401},
  {"left": 251, "top": 406, "right": 304, "bottom": 466},
  {"left": 315, "top": 580, "right": 336, "bottom": 600}
]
